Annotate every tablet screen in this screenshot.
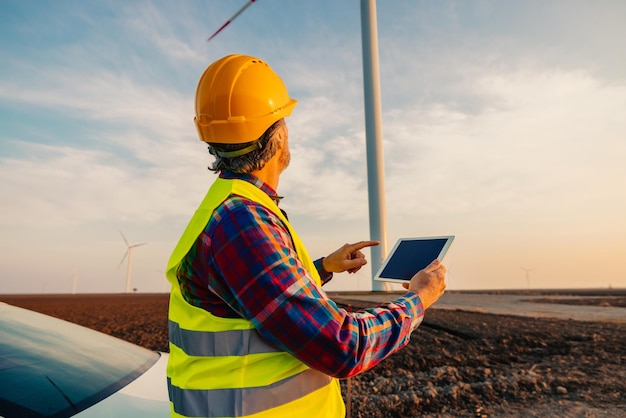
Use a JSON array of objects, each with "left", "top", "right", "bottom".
[{"left": 375, "top": 236, "right": 454, "bottom": 283}]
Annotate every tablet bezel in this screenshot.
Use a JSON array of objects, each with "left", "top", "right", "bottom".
[{"left": 374, "top": 236, "right": 454, "bottom": 284}]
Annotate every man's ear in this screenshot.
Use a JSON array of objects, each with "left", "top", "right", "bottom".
[{"left": 276, "top": 122, "right": 287, "bottom": 147}]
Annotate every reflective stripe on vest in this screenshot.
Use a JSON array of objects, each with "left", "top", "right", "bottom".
[
  {"left": 168, "top": 319, "right": 281, "bottom": 356},
  {"left": 167, "top": 368, "right": 332, "bottom": 417},
  {"left": 165, "top": 178, "right": 345, "bottom": 417}
]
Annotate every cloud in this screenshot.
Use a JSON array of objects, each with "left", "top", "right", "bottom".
[
  {"left": 115, "top": 2, "right": 210, "bottom": 66},
  {"left": 382, "top": 68, "right": 626, "bottom": 229},
  {"left": 0, "top": 139, "right": 206, "bottom": 227},
  {"left": 2, "top": 0, "right": 625, "bottom": 292},
  {"left": 0, "top": 69, "right": 191, "bottom": 138},
  {"left": 282, "top": 64, "right": 626, "bottom": 238},
  {"left": 0, "top": 61, "right": 210, "bottom": 230}
]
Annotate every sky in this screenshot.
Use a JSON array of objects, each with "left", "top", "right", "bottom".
[{"left": 1, "top": 0, "right": 625, "bottom": 294}]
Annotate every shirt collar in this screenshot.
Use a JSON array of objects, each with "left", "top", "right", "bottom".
[{"left": 219, "top": 171, "right": 284, "bottom": 203}]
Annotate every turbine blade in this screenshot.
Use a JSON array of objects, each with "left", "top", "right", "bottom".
[
  {"left": 207, "top": 0, "right": 256, "bottom": 42},
  {"left": 131, "top": 242, "right": 148, "bottom": 248},
  {"left": 120, "top": 231, "right": 129, "bottom": 247},
  {"left": 117, "top": 250, "right": 129, "bottom": 269}
]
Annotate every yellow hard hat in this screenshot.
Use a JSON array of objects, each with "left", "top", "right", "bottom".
[{"left": 194, "top": 54, "right": 297, "bottom": 144}]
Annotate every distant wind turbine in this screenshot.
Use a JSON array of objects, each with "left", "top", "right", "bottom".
[
  {"left": 521, "top": 266, "right": 535, "bottom": 289},
  {"left": 446, "top": 263, "right": 454, "bottom": 289},
  {"left": 156, "top": 269, "right": 168, "bottom": 293},
  {"left": 118, "top": 231, "right": 147, "bottom": 293},
  {"left": 72, "top": 269, "right": 78, "bottom": 294}
]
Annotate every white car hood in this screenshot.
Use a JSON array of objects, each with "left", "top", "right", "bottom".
[{"left": 74, "top": 352, "right": 170, "bottom": 417}]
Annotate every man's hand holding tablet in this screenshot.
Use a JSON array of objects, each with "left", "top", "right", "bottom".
[
  {"left": 375, "top": 236, "right": 455, "bottom": 309},
  {"left": 402, "top": 259, "right": 447, "bottom": 309}
]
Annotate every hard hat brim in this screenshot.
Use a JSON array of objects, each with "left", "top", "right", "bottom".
[{"left": 195, "top": 98, "right": 297, "bottom": 144}]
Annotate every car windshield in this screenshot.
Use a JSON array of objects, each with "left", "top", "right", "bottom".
[{"left": 0, "top": 303, "right": 160, "bottom": 418}]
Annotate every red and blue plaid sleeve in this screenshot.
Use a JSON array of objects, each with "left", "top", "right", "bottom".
[{"left": 200, "top": 196, "right": 425, "bottom": 378}]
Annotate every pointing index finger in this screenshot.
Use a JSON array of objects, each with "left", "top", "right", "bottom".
[{"left": 347, "top": 240, "right": 380, "bottom": 253}]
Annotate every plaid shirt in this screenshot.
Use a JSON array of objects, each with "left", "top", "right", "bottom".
[{"left": 177, "top": 171, "right": 425, "bottom": 378}]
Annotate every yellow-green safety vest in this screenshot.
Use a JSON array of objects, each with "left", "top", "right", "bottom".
[{"left": 166, "top": 177, "right": 345, "bottom": 418}]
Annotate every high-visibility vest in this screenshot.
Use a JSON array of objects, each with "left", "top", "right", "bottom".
[{"left": 166, "top": 177, "right": 345, "bottom": 418}]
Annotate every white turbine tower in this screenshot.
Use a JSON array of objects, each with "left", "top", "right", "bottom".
[
  {"left": 206, "top": 0, "right": 391, "bottom": 292},
  {"left": 119, "top": 231, "right": 147, "bottom": 293}
]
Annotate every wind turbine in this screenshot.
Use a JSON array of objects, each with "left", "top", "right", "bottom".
[
  {"left": 72, "top": 269, "right": 78, "bottom": 294},
  {"left": 118, "top": 231, "right": 147, "bottom": 293},
  {"left": 156, "top": 269, "right": 168, "bottom": 293},
  {"left": 446, "top": 263, "right": 454, "bottom": 289},
  {"left": 521, "top": 266, "right": 534, "bottom": 289},
  {"left": 207, "top": 0, "right": 390, "bottom": 291}
]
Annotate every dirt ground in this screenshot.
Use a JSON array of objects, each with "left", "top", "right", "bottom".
[{"left": 2, "top": 293, "right": 625, "bottom": 418}]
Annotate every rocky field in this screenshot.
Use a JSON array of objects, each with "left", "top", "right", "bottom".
[{"left": 2, "top": 293, "right": 625, "bottom": 417}]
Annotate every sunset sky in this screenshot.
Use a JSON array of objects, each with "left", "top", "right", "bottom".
[{"left": 1, "top": 0, "right": 625, "bottom": 294}]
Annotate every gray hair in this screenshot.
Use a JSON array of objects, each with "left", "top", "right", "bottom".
[{"left": 207, "top": 120, "right": 284, "bottom": 173}]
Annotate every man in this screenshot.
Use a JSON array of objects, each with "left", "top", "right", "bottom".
[{"left": 166, "top": 54, "right": 447, "bottom": 418}]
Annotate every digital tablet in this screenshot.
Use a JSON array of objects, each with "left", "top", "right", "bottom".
[{"left": 374, "top": 236, "right": 454, "bottom": 284}]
